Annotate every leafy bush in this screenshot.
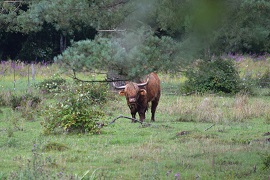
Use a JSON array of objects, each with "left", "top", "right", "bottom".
[
  {"left": 261, "top": 153, "right": 270, "bottom": 170},
  {"left": 72, "top": 82, "right": 109, "bottom": 104},
  {"left": 182, "top": 59, "right": 242, "bottom": 94},
  {"left": 240, "top": 68, "right": 270, "bottom": 95},
  {"left": 0, "top": 92, "right": 10, "bottom": 106},
  {"left": 8, "top": 93, "right": 42, "bottom": 121},
  {"left": 43, "top": 142, "right": 69, "bottom": 152},
  {"left": 6, "top": 111, "right": 25, "bottom": 131},
  {"left": 42, "top": 82, "right": 108, "bottom": 134},
  {"left": 35, "top": 77, "right": 66, "bottom": 94},
  {"left": 240, "top": 73, "right": 258, "bottom": 95},
  {"left": 258, "top": 69, "right": 270, "bottom": 88},
  {"left": 9, "top": 93, "right": 41, "bottom": 110}
]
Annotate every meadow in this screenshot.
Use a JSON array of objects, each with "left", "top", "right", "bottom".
[{"left": 0, "top": 58, "right": 269, "bottom": 179}]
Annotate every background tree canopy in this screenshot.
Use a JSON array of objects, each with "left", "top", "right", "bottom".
[{"left": 1, "top": 0, "right": 270, "bottom": 77}]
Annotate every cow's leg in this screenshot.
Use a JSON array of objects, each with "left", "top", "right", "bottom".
[
  {"left": 151, "top": 99, "right": 159, "bottom": 122},
  {"left": 138, "top": 108, "right": 147, "bottom": 122},
  {"left": 138, "top": 112, "right": 145, "bottom": 122},
  {"left": 131, "top": 112, "right": 136, "bottom": 123}
]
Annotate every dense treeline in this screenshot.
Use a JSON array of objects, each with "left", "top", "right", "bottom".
[{"left": 0, "top": 0, "right": 270, "bottom": 67}]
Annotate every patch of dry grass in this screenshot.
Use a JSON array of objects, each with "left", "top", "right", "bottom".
[
  {"left": 159, "top": 94, "right": 270, "bottom": 123},
  {"left": 237, "top": 57, "right": 270, "bottom": 78}
]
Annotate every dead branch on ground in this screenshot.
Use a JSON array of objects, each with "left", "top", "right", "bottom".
[
  {"left": 109, "top": 115, "right": 142, "bottom": 124},
  {"left": 204, "top": 124, "right": 215, "bottom": 131}
]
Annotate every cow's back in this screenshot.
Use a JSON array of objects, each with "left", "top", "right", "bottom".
[{"left": 145, "top": 72, "right": 161, "bottom": 102}]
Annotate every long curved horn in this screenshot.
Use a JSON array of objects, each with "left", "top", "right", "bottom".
[
  {"left": 137, "top": 75, "right": 150, "bottom": 87},
  {"left": 112, "top": 81, "right": 126, "bottom": 90}
]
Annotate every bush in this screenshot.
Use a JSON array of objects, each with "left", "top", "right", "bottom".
[
  {"left": 8, "top": 93, "right": 42, "bottom": 121},
  {"left": 261, "top": 153, "right": 270, "bottom": 170},
  {"left": 42, "top": 82, "right": 108, "bottom": 134},
  {"left": 9, "top": 93, "right": 41, "bottom": 110},
  {"left": 239, "top": 73, "right": 258, "bottom": 95},
  {"left": 0, "top": 92, "right": 9, "bottom": 106},
  {"left": 239, "top": 69, "right": 270, "bottom": 95},
  {"left": 258, "top": 69, "right": 270, "bottom": 88},
  {"left": 35, "top": 77, "right": 66, "bottom": 94},
  {"left": 72, "top": 82, "right": 109, "bottom": 104},
  {"left": 182, "top": 59, "right": 242, "bottom": 94}
]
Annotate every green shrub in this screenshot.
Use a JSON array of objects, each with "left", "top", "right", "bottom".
[
  {"left": 42, "top": 82, "right": 108, "bottom": 134},
  {"left": 258, "top": 69, "right": 270, "bottom": 88},
  {"left": 240, "top": 73, "right": 258, "bottom": 95},
  {"left": 7, "top": 111, "right": 25, "bottom": 131},
  {"left": 9, "top": 95, "right": 21, "bottom": 110},
  {"left": 240, "top": 69, "right": 270, "bottom": 95},
  {"left": 43, "top": 142, "right": 69, "bottom": 152},
  {"left": 35, "top": 77, "right": 66, "bottom": 93},
  {"left": 7, "top": 93, "right": 41, "bottom": 121},
  {"left": 182, "top": 59, "right": 242, "bottom": 94},
  {"left": 9, "top": 93, "right": 41, "bottom": 110},
  {"left": 261, "top": 153, "right": 270, "bottom": 170},
  {"left": 0, "top": 92, "right": 10, "bottom": 106},
  {"left": 72, "top": 82, "right": 109, "bottom": 104}
]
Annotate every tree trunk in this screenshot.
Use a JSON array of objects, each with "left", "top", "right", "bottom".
[{"left": 60, "top": 34, "right": 66, "bottom": 53}]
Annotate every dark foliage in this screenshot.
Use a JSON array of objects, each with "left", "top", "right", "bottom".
[
  {"left": 41, "top": 82, "right": 108, "bottom": 134},
  {"left": 182, "top": 59, "right": 242, "bottom": 94},
  {"left": 35, "top": 77, "right": 66, "bottom": 94},
  {"left": 9, "top": 93, "right": 41, "bottom": 110},
  {"left": 258, "top": 69, "right": 270, "bottom": 88},
  {"left": 261, "top": 153, "right": 270, "bottom": 170}
]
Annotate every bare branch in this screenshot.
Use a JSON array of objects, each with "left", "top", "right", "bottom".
[
  {"left": 4, "top": 1, "right": 24, "bottom": 2},
  {"left": 13, "top": 2, "right": 21, "bottom": 12},
  {"left": 100, "top": 0, "right": 129, "bottom": 10},
  {"left": 109, "top": 115, "right": 142, "bottom": 124},
  {"left": 204, "top": 124, "right": 215, "bottom": 131},
  {"left": 72, "top": 76, "right": 127, "bottom": 83},
  {"left": 3, "top": 0, "right": 28, "bottom": 5},
  {"left": 1, "top": 0, "right": 26, "bottom": 13},
  {"left": 98, "top": 29, "right": 126, "bottom": 32},
  {"left": 69, "top": 70, "right": 129, "bottom": 83}
]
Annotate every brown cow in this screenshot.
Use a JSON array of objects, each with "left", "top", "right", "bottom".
[{"left": 113, "top": 72, "right": 161, "bottom": 122}]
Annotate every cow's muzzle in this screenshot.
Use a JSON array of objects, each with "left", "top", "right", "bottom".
[
  {"left": 128, "top": 103, "right": 137, "bottom": 110},
  {"left": 129, "top": 98, "right": 136, "bottom": 103}
]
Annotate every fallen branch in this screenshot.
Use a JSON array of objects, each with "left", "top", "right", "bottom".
[
  {"left": 109, "top": 115, "right": 142, "bottom": 124},
  {"left": 204, "top": 124, "right": 215, "bottom": 131}
]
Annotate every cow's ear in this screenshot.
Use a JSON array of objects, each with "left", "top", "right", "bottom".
[
  {"left": 119, "top": 90, "right": 125, "bottom": 96},
  {"left": 139, "top": 89, "right": 147, "bottom": 96}
]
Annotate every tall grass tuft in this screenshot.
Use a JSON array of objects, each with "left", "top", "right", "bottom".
[
  {"left": 8, "top": 143, "right": 77, "bottom": 180},
  {"left": 160, "top": 94, "right": 270, "bottom": 123},
  {"left": 0, "top": 91, "right": 12, "bottom": 106}
]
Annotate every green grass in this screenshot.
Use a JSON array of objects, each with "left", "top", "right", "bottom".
[
  {"left": 0, "top": 60, "right": 269, "bottom": 179},
  {"left": 0, "top": 94, "right": 269, "bottom": 179}
]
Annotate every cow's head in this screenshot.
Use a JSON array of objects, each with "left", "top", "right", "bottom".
[{"left": 113, "top": 78, "right": 149, "bottom": 110}]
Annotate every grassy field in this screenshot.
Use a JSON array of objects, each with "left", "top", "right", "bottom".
[{"left": 0, "top": 60, "right": 269, "bottom": 179}]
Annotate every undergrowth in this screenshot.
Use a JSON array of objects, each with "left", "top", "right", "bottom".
[{"left": 41, "top": 82, "right": 108, "bottom": 134}]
